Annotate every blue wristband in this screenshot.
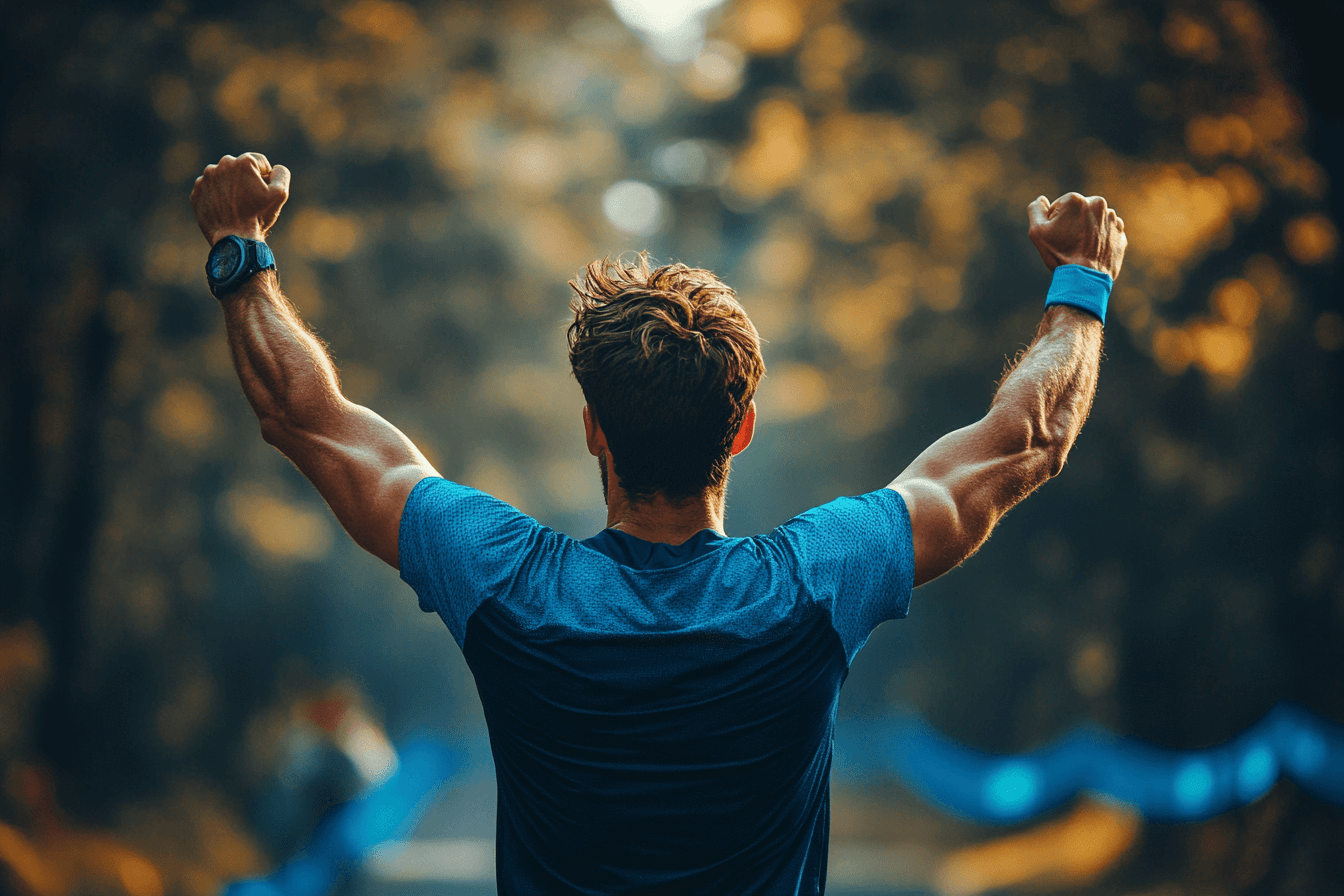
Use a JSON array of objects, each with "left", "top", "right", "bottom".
[{"left": 1044, "top": 264, "right": 1112, "bottom": 323}]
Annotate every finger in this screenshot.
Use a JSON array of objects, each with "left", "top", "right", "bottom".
[
  {"left": 241, "top": 151, "right": 272, "bottom": 174},
  {"left": 268, "top": 164, "right": 291, "bottom": 195},
  {"left": 1028, "top": 196, "right": 1051, "bottom": 230}
]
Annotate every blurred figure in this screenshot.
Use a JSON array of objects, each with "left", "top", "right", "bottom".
[{"left": 250, "top": 685, "right": 398, "bottom": 859}]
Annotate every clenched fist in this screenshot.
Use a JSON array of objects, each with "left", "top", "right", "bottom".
[
  {"left": 191, "top": 152, "right": 290, "bottom": 246},
  {"left": 1028, "top": 192, "right": 1126, "bottom": 281}
]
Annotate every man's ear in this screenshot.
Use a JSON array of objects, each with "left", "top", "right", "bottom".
[
  {"left": 584, "top": 406, "right": 607, "bottom": 457},
  {"left": 730, "top": 401, "right": 756, "bottom": 456}
]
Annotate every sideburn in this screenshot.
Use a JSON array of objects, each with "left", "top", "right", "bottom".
[{"left": 598, "top": 449, "right": 609, "bottom": 503}]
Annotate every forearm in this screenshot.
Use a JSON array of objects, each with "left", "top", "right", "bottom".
[
  {"left": 892, "top": 305, "right": 1102, "bottom": 585},
  {"left": 988, "top": 304, "right": 1103, "bottom": 481},
  {"left": 219, "top": 270, "right": 348, "bottom": 447}
]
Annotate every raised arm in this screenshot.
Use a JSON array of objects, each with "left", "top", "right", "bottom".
[
  {"left": 191, "top": 153, "right": 438, "bottom": 568},
  {"left": 890, "top": 192, "right": 1126, "bottom": 586}
]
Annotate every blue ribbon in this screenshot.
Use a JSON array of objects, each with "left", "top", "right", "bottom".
[{"left": 835, "top": 701, "right": 1344, "bottom": 824}]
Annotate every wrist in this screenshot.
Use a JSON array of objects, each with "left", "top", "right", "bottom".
[
  {"left": 206, "top": 235, "right": 277, "bottom": 299},
  {"left": 208, "top": 226, "right": 266, "bottom": 246},
  {"left": 1044, "top": 264, "right": 1112, "bottom": 324}
]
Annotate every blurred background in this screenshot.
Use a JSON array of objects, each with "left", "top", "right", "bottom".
[{"left": 2, "top": 0, "right": 1341, "bottom": 893}]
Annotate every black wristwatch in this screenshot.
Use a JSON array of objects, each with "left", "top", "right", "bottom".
[{"left": 206, "top": 235, "right": 276, "bottom": 299}]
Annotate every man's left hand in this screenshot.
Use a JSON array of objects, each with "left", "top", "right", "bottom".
[{"left": 191, "top": 152, "right": 290, "bottom": 246}]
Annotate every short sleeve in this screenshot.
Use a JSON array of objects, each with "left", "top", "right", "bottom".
[
  {"left": 768, "top": 488, "right": 915, "bottom": 664},
  {"left": 398, "top": 476, "right": 544, "bottom": 648}
]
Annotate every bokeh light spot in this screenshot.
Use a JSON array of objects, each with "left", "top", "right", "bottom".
[
  {"left": 609, "top": 0, "right": 727, "bottom": 63},
  {"left": 1284, "top": 214, "right": 1338, "bottom": 265},
  {"left": 685, "top": 41, "right": 745, "bottom": 102},
  {"left": 980, "top": 99, "right": 1025, "bottom": 142},
  {"left": 340, "top": 0, "right": 420, "bottom": 42},
  {"left": 615, "top": 73, "right": 671, "bottom": 124},
  {"left": 1235, "top": 745, "right": 1277, "bottom": 801},
  {"left": 983, "top": 761, "right": 1039, "bottom": 817},
  {"left": 289, "top": 209, "right": 365, "bottom": 262},
  {"left": 151, "top": 381, "right": 220, "bottom": 451},
  {"left": 1191, "top": 321, "right": 1253, "bottom": 379},
  {"left": 747, "top": 227, "right": 814, "bottom": 290},
  {"left": 602, "top": 181, "right": 664, "bottom": 235},
  {"left": 1215, "top": 163, "right": 1263, "bottom": 217},
  {"left": 1152, "top": 327, "right": 1195, "bottom": 375},
  {"left": 732, "top": 0, "right": 805, "bottom": 55},
  {"left": 756, "top": 363, "right": 829, "bottom": 422},
  {"left": 729, "top": 99, "right": 810, "bottom": 204},
  {"left": 798, "top": 24, "right": 863, "bottom": 96},
  {"left": 653, "top": 140, "right": 714, "bottom": 186},
  {"left": 1163, "top": 12, "right": 1220, "bottom": 62},
  {"left": 1212, "top": 278, "right": 1260, "bottom": 327},
  {"left": 1173, "top": 760, "right": 1214, "bottom": 814},
  {"left": 223, "top": 487, "right": 334, "bottom": 562}
]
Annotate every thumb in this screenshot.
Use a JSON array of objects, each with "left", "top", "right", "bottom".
[
  {"left": 267, "top": 164, "right": 291, "bottom": 196},
  {"left": 1027, "top": 195, "right": 1051, "bottom": 230}
]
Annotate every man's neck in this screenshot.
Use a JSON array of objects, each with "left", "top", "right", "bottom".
[{"left": 603, "top": 466, "right": 726, "bottom": 545}]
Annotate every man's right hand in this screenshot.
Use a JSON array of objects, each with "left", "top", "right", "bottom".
[
  {"left": 1028, "top": 192, "right": 1127, "bottom": 281},
  {"left": 191, "top": 152, "right": 291, "bottom": 246}
]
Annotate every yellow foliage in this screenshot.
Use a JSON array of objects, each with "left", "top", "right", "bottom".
[
  {"left": 1211, "top": 279, "right": 1260, "bottom": 327},
  {"left": 288, "top": 209, "right": 364, "bottom": 262},
  {"left": 757, "top": 363, "right": 829, "bottom": 422},
  {"left": 731, "top": 0, "right": 805, "bottom": 55},
  {"left": 730, "top": 99, "right": 811, "bottom": 204},
  {"left": 340, "top": 0, "right": 420, "bottom": 42},
  {"left": 1191, "top": 321, "right": 1253, "bottom": 379},
  {"left": 936, "top": 799, "right": 1140, "bottom": 895},
  {"left": 1284, "top": 214, "right": 1338, "bottom": 264},
  {"left": 223, "top": 487, "right": 333, "bottom": 561},
  {"left": 151, "top": 382, "right": 220, "bottom": 452}
]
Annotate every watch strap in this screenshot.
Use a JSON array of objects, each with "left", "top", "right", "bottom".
[{"left": 208, "top": 237, "right": 277, "bottom": 299}]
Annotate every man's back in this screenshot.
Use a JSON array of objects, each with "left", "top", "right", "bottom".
[
  {"left": 188, "top": 156, "right": 1123, "bottom": 892},
  {"left": 400, "top": 478, "right": 915, "bottom": 894}
]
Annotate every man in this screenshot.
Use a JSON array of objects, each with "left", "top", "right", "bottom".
[{"left": 192, "top": 152, "right": 1125, "bottom": 894}]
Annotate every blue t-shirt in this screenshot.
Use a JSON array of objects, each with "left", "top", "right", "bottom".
[{"left": 399, "top": 478, "right": 915, "bottom": 895}]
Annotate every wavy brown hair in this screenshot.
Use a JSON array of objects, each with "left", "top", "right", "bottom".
[{"left": 567, "top": 254, "right": 765, "bottom": 503}]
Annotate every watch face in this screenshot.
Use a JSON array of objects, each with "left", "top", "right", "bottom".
[{"left": 208, "top": 238, "right": 243, "bottom": 281}]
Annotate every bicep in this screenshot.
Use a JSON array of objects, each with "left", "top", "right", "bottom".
[
  {"left": 262, "top": 400, "right": 439, "bottom": 568},
  {"left": 889, "top": 415, "right": 1049, "bottom": 586}
]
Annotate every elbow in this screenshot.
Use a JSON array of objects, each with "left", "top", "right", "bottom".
[
  {"left": 1043, "top": 443, "right": 1069, "bottom": 479},
  {"left": 1021, "top": 419, "right": 1071, "bottom": 482},
  {"left": 1032, "top": 429, "right": 1071, "bottom": 480},
  {"left": 258, "top": 414, "right": 291, "bottom": 449}
]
